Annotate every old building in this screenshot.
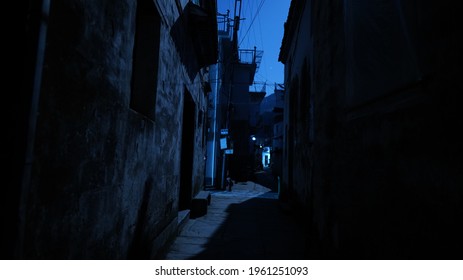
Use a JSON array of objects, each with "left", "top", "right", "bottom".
[
  {"left": 279, "top": 0, "right": 463, "bottom": 258},
  {"left": 10, "top": 0, "right": 217, "bottom": 259},
  {"left": 205, "top": 5, "right": 263, "bottom": 187},
  {"left": 204, "top": 10, "right": 233, "bottom": 188},
  {"left": 257, "top": 84, "right": 284, "bottom": 177}
]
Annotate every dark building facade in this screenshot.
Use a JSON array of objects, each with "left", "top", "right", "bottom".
[
  {"left": 279, "top": 0, "right": 463, "bottom": 258},
  {"left": 257, "top": 85, "right": 284, "bottom": 177},
  {"left": 205, "top": 7, "right": 263, "bottom": 187},
  {"left": 228, "top": 52, "right": 263, "bottom": 182},
  {"left": 204, "top": 11, "right": 233, "bottom": 188},
  {"left": 11, "top": 0, "right": 217, "bottom": 259}
]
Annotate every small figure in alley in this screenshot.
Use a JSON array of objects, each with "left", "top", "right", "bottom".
[{"left": 225, "top": 177, "right": 233, "bottom": 191}]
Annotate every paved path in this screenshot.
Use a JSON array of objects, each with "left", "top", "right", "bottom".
[{"left": 163, "top": 181, "right": 307, "bottom": 260}]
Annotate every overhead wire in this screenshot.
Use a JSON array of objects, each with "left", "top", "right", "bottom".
[
  {"left": 214, "top": 0, "right": 277, "bottom": 93},
  {"left": 256, "top": 7, "right": 269, "bottom": 86},
  {"left": 238, "top": 0, "right": 266, "bottom": 48},
  {"left": 217, "top": 0, "right": 283, "bottom": 82}
]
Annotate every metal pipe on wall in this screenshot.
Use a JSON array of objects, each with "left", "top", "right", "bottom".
[{"left": 17, "top": 0, "right": 51, "bottom": 258}]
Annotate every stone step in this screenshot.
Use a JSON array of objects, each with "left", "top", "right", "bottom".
[
  {"left": 177, "top": 209, "right": 190, "bottom": 233},
  {"left": 190, "top": 191, "right": 211, "bottom": 218}
]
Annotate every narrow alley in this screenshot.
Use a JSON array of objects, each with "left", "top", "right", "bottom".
[
  {"left": 10, "top": 0, "right": 463, "bottom": 262},
  {"left": 163, "top": 171, "right": 306, "bottom": 260}
]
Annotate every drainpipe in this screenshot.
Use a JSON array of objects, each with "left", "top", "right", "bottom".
[{"left": 17, "top": 0, "right": 51, "bottom": 257}]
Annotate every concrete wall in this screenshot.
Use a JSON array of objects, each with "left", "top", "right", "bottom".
[
  {"left": 281, "top": 0, "right": 313, "bottom": 210},
  {"left": 281, "top": 0, "right": 463, "bottom": 259},
  {"left": 18, "top": 0, "right": 208, "bottom": 259},
  {"left": 228, "top": 63, "right": 257, "bottom": 181}
]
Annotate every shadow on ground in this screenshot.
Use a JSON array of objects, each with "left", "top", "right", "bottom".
[
  {"left": 188, "top": 195, "right": 307, "bottom": 259},
  {"left": 251, "top": 167, "right": 279, "bottom": 193},
  {"left": 164, "top": 175, "right": 308, "bottom": 260}
]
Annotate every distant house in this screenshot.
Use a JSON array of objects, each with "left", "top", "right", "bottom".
[
  {"left": 257, "top": 85, "right": 284, "bottom": 177},
  {"left": 205, "top": 9, "right": 263, "bottom": 186}
]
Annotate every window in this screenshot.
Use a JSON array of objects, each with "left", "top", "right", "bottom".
[{"left": 130, "top": 0, "right": 161, "bottom": 120}]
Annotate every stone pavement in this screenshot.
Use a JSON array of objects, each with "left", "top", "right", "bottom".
[{"left": 163, "top": 181, "right": 307, "bottom": 260}]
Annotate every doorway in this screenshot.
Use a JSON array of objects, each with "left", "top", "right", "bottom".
[{"left": 179, "top": 89, "right": 196, "bottom": 210}]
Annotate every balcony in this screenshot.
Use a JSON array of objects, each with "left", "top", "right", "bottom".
[
  {"left": 238, "top": 47, "right": 263, "bottom": 72},
  {"left": 217, "top": 12, "right": 232, "bottom": 39}
]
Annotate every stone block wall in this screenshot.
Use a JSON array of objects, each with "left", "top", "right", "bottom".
[
  {"left": 281, "top": 0, "right": 463, "bottom": 258},
  {"left": 18, "top": 0, "right": 208, "bottom": 259}
]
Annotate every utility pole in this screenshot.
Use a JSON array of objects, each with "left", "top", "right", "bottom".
[
  {"left": 222, "top": 0, "right": 243, "bottom": 189},
  {"left": 231, "top": 0, "right": 242, "bottom": 61},
  {"left": 233, "top": 0, "right": 242, "bottom": 42}
]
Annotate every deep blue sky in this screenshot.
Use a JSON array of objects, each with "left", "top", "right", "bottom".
[{"left": 217, "top": 0, "right": 291, "bottom": 92}]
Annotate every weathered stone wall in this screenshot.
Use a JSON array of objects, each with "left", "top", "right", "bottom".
[
  {"left": 282, "top": 0, "right": 463, "bottom": 258},
  {"left": 281, "top": 0, "right": 313, "bottom": 210},
  {"left": 20, "top": 0, "right": 207, "bottom": 258}
]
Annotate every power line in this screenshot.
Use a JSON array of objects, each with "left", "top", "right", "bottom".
[{"left": 238, "top": 0, "right": 266, "bottom": 47}]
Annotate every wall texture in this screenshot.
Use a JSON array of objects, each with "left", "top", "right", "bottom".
[
  {"left": 280, "top": 0, "right": 463, "bottom": 259},
  {"left": 18, "top": 0, "right": 209, "bottom": 259}
]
